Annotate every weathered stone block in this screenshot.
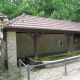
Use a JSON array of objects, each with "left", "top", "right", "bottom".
[
  {"left": 7, "top": 31, "right": 17, "bottom": 70},
  {"left": 7, "top": 32, "right": 16, "bottom": 37}
]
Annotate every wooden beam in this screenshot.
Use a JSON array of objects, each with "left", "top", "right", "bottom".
[
  {"left": 5, "top": 28, "right": 80, "bottom": 34},
  {"left": 65, "top": 33, "right": 72, "bottom": 53},
  {"left": 67, "top": 34, "right": 70, "bottom": 53},
  {"left": 37, "top": 33, "right": 43, "bottom": 39},
  {"left": 28, "top": 32, "right": 34, "bottom": 39},
  {"left": 28, "top": 32, "right": 43, "bottom": 59},
  {"left": 34, "top": 33, "right": 38, "bottom": 59},
  {"left": 34, "top": 33, "right": 43, "bottom": 59},
  {"left": 65, "top": 33, "right": 72, "bottom": 38}
]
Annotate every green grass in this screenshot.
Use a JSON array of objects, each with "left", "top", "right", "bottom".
[
  {"left": 39, "top": 51, "right": 80, "bottom": 61},
  {"left": 7, "top": 72, "right": 20, "bottom": 80},
  {"left": 0, "top": 68, "right": 21, "bottom": 80}
]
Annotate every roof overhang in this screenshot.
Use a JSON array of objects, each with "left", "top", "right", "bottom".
[
  {"left": 3, "top": 13, "right": 80, "bottom": 34},
  {"left": 3, "top": 26, "right": 80, "bottom": 34}
]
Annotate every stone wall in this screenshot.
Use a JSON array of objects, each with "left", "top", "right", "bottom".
[
  {"left": 17, "top": 33, "right": 80, "bottom": 58},
  {"left": 0, "top": 16, "right": 6, "bottom": 68},
  {"left": 38, "top": 34, "right": 67, "bottom": 54},
  {"left": 7, "top": 32, "right": 17, "bottom": 70},
  {"left": 42, "top": 56, "right": 80, "bottom": 68},
  {"left": 16, "top": 33, "right": 34, "bottom": 58}
]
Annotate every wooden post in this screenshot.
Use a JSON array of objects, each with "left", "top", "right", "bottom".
[
  {"left": 67, "top": 34, "right": 70, "bottom": 53},
  {"left": 28, "top": 32, "right": 42, "bottom": 59},
  {"left": 34, "top": 33, "right": 38, "bottom": 59},
  {"left": 65, "top": 33, "right": 72, "bottom": 53}
]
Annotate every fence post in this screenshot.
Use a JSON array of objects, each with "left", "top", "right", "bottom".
[
  {"left": 64, "top": 58, "right": 67, "bottom": 75},
  {"left": 19, "top": 59, "right": 21, "bottom": 77},
  {"left": 27, "top": 64, "right": 30, "bottom": 80}
]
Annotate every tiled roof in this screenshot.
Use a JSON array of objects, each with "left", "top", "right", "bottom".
[{"left": 8, "top": 13, "right": 80, "bottom": 32}]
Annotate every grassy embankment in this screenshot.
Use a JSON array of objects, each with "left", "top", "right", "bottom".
[{"left": 39, "top": 51, "right": 80, "bottom": 61}]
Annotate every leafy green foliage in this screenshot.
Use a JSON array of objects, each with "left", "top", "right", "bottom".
[{"left": 0, "top": 0, "right": 80, "bottom": 22}]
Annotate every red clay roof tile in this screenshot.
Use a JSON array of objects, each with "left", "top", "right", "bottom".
[{"left": 8, "top": 13, "right": 80, "bottom": 32}]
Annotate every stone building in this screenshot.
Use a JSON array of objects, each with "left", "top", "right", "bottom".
[{"left": 1, "top": 13, "right": 80, "bottom": 70}]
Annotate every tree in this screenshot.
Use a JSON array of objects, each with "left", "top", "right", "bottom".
[{"left": 0, "top": 0, "right": 80, "bottom": 22}]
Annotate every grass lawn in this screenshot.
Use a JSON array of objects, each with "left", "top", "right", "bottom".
[{"left": 39, "top": 51, "right": 80, "bottom": 61}]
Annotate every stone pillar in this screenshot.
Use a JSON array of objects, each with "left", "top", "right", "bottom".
[{"left": 7, "top": 32, "right": 17, "bottom": 70}]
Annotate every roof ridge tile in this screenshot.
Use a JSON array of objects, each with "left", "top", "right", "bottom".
[{"left": 10, "top": 13, "right": 26, "bottom": 23}]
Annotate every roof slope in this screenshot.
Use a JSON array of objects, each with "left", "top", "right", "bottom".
[{"left": 8, "top": 13, "right": 80, "bottom": 32}]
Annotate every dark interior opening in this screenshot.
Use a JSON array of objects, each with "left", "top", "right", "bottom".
[{"left": 17, "top": 57, "right": 29, "bottom": 67}]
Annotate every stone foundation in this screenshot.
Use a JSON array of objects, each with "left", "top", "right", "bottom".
[{"left": 43, "top": 57, "right": 80, "bottom": 68}]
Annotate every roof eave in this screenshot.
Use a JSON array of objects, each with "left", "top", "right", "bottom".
[{"left": 3, "top": 26, "right": 80, "bottom": 34}]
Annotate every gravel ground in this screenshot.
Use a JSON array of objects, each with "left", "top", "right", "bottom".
[
  {"left": 55, "top": 69, "right": 80, "bottom": 80},
  {"left": 21, "top": 61, "right": 80, "bottom": 80}
]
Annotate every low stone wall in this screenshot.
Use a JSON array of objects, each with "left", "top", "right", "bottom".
[
  {"left": 28, "top": 56, "right": 80, "bottom": 69},
  {"left": 29, "top": 57, "right": 42, "bottom": 65},
  {"left": 42, "top": 56, "right": 80, "bottom": 68}
]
